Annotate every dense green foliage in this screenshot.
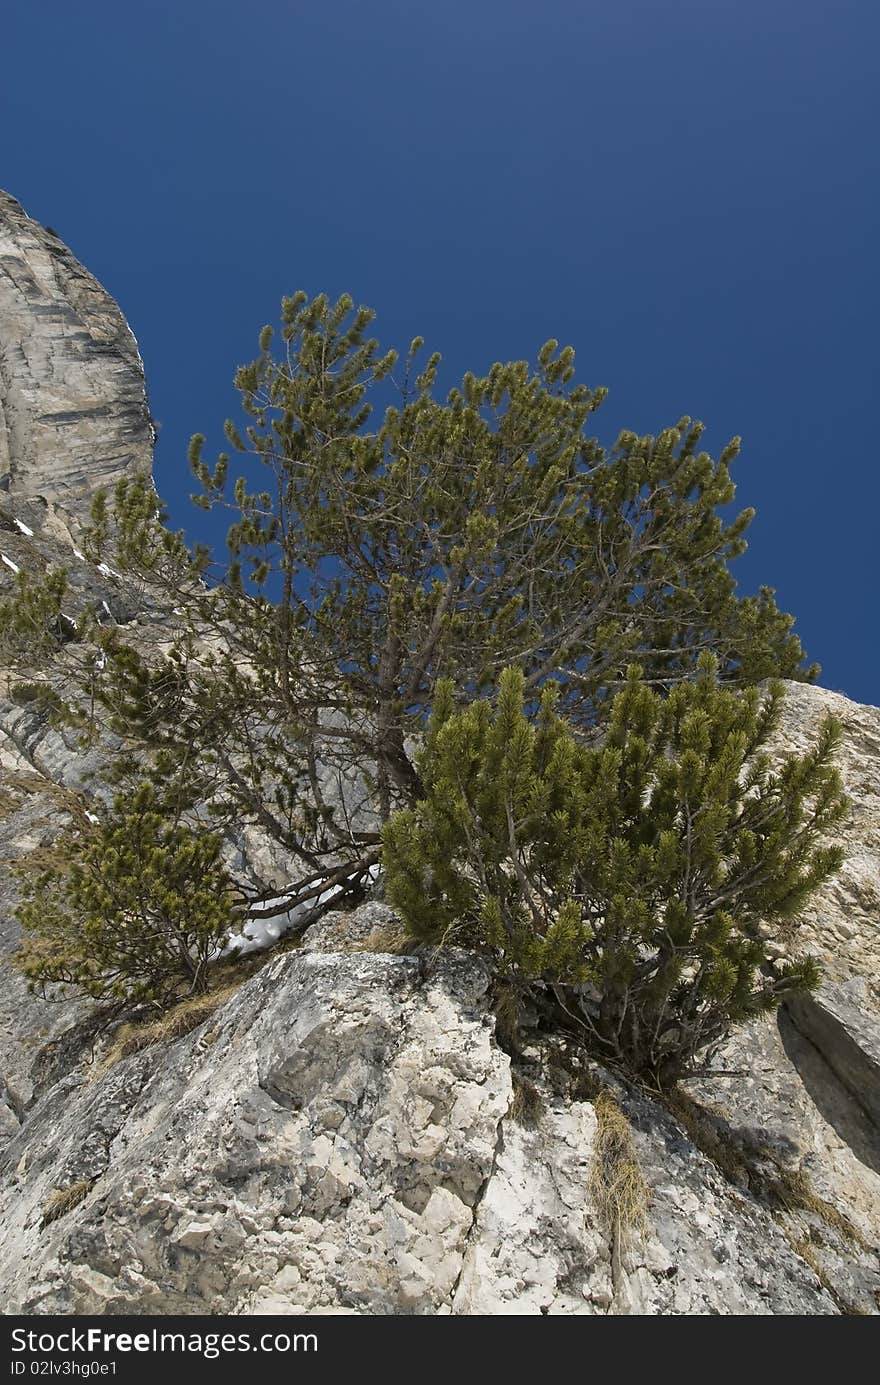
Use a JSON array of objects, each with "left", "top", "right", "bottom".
[
  {"left": 15, "top": 784, "right": 236, "bottom": 1006},
  {"left": 383, "top": 659, "right": 846, "bottom": 1086},
  {"left": 43, "top": 291, "right": 816, "bottom": 892},
  {"left": 0, "top": 568, "right": 74, "bottom": 660},
  {"left": 0, "top": 292, "right": 833, "bottom": 1034}
]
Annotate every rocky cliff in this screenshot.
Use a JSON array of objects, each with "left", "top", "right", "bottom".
[
  {"left": 0, "top": 191, "right": 158, "bottom": 1151},
  {"left": 0, "top": 190, "right": 153, "bottom": 538},
  {"left": 0, "top": 192, "right": 877, "bottom": 1316}
]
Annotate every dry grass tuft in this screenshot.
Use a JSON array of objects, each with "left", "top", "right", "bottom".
[
  {"left": 769, "top": 1166, "right": 870, "bottom": 1249},
  {"left": 93, "top": 981, "right": 241, "bottom": 1077},
  {"left": 509, "top": 1071, "right": 545, "bottom": 1128},
  {"left": 351, "top": 922, "right": 415, "bottom": 954},
  {"left": 590, "top": 1090, "right": 650, "bottom": 1242},
  {"left": 0, "top": 769, "right": 99, "bottom": 834},
  {"left": 40, "top": 1180, "right": 92, "bottom": 1229},
  {"left": 790, "top": 1233, "right": 871, "bottom": 1315},
  {"left": 90, "top": 942, "right": 288, "bottom": 1080}
]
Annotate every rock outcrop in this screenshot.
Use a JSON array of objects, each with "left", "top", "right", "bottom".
[
  {"left": 0, "top": 190, "right": 153, "bottom": 539},
  {"left": 0, "top": 189, "right": 160, "bottom": 1144},
  {"left": 0, "top": 191, "right": 877, "bottom": 1316},
  {"left": 0, "top": 937, "right": 850, "bottom": 1316}
]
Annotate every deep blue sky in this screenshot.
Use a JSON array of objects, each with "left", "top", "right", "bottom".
[{"left": 2, "top": 1, "right": 878, "bottom": 702}]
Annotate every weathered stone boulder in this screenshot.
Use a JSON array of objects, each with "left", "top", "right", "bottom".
[{"left": 0, "top": 942, "right": 850, "bottom": 1316}]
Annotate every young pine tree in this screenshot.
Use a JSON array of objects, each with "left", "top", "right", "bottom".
[
  {"left": 15, "top": 783, "right": 236, "bottom": 1007},
  {"left": 382, "top": 659, "right": 847, "bottom": 1087}
]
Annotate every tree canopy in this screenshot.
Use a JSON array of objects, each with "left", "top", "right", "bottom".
[
  {"left": 29, "top": 293, "right": 816, "bottom": 886},
  {"left": 383, "top": 659, "right": 845, "bottom": 1086},
  {"left": 0, "top": 292, "right": 839, "bottom": 1073}
]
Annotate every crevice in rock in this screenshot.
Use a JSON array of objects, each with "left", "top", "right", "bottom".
[
  {"left": 79, "top": 1053, "right": 156, "bottom": 1186},
  {"left": 448, "top": 1085, "right": 511, "bottom": 1313},
  {"left": 779, "top": 998, "right": 880, "bottom": 1177},
  {"left": 1, "top": 1081, "right": 24, "bottom": 1124},
  {"left": 0, "top": 705, "right": 63, "bottom": 779}
]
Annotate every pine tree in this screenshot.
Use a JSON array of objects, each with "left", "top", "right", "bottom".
[
  {"left": 383, "top": 658, "right": 846, "bottom": 1087},
  {"left": 0, "top": 568, "right": 75, "bottom": 660},
  {"left": 14, "top": 783, "right": 236, "bottom": 1006},
  {"left": 0, "top": 291, "right": 818, "bottom": 925}
]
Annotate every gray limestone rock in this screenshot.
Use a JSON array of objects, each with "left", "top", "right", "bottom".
[
  {"left": 0, "top": 946, "right": 844, "bottom": 1315},
  {"left": 0, "top": 191, "right": 153, "bottom": 535}
]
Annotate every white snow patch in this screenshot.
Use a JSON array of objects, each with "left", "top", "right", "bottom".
[
  {"left": 1, "top": 553, "right": 20, "bottom": 574},
  {"left": 85, "top": 812, "right": 100, "bottom": 825},
  {"left": 72, "top": 549, "right": 86, "bottom": 561},
  {"left": 223, "top": 863, "right": 381, "bottom": 957},
  {"left": 96, "top": 562, "right": 118, "bottom": 579},
  {"left": 101, "top": 600, "right": 113, "bottom": 617},
  {"left": 13, "top": 519, "right": 34, "bottom": 537}
]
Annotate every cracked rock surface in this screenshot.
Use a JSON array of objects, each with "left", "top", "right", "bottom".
[
  {"left": 0, "top": 943, "right": 849, "bottom": 1315},
  {"left": 0, "top": 190, "right": 153, "bottom": 534}
]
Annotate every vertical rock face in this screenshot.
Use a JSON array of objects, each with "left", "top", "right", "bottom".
[
  {"left": 0, "top": 191, "right": 153, "bottom": 538},
  {"left": 0, "top": 188, "right": 156, "bottom": 1146}
]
